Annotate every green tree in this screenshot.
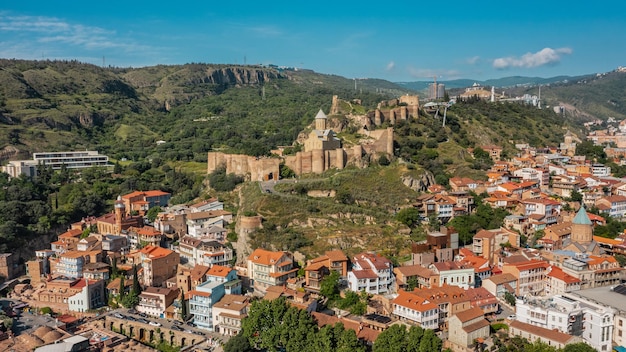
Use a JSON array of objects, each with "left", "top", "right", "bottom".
[
  {"left": 406, "top": 276, "right": 419, "bottom": 292},
  {"left": 111, "top": 257, "right": 118, "bottom": 278},
  {"left": 336, "top": 325, "right": 365, "bottom": 352},
  {"left": 132, "top": 264, "right": 142, "bottom": 295},
  {"left": 373, "top": 324, "right": 407, "bottom": 352},
  {"left": 223, "top": 332, "right": 253, "bottom": 352},
  {"left": 146, "top": 206, "right": 162, "bottom": 223},
  {"left": 504, "top": 292, "right": 516, "bottom": 306},
  {"left": 418, "top": 329, "right": 442, "bottom": 352},
  {"left": 378, "top": 154, "right": 390, "bottom": 166},
  {"left": 179, "top": 288, "right": 187, "bottom": 321},
  {"left": 396, "top": 207, "right": 421, "bottom": 228},
  {"left": 562, "top": 342, "right": 597, "bottom": 352},
  {"left": 320, "top": 270, "right": 340, "bottom": 301},
  {"left": 118, "top": 275, "right": 125, "bottom": 300},
  {"left": 406, "top": 325, "right": 425, "bottom": 352}
]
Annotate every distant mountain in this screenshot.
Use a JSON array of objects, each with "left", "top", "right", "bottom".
[{"left": 397, "top": 74, "right": 594, "bottom": 91}]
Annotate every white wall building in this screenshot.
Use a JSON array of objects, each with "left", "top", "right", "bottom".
[
  {"left": 347, "top": 252, "right": 395, "bottom": 294},
  {"left": 516, "top": 294, "right": 614, "bottom": 351}
]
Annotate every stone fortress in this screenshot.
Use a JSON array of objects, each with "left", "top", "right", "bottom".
[{"left": 207, "top": 94, "right": 420, "bottom": 180}]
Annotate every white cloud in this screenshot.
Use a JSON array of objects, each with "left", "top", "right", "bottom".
[
  {"left": 0, "top": 13, "right": 153, "bottom": 54},
  {"left": 466, "top": 56, "right": 480, "bottom": 65},
  {"left": 493, "top": 47, "right": 572, "bottom": 69},
  {"left": 386, "top": 61, "right": 395, "bottom": 71}
]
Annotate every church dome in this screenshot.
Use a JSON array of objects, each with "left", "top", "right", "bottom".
[{"left": 573, "top": 206, "right": 592, "bottom": 225}]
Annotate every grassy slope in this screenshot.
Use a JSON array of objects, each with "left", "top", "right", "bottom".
[{"left": 237, "top": 164, "right": 418, "bottom": 259}]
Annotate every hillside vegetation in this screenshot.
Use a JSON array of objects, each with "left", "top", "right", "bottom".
[
  {"left": 0, "top": 59, "right": 408, "bottom": 162},
  {"left": 1, "top": 59, "right": 623, "bottom": 259}
]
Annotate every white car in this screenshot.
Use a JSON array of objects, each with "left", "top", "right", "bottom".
[
  {"left": 507, "top": 315, "right": 516, "bottom": 320},
  {"left": 149, "top": 321, "right": 162, "bottom": 327}
]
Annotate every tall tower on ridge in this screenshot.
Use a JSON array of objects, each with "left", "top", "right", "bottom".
[{"left": 314, "top": 109, "right": 327, "bottom": 131}]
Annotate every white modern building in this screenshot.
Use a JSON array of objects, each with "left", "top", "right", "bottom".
[
  {"left": 516, "top": 294, "right": 614, "bottom": 351},
  {"left": 347, "top": 252, "right": 395, "bottom": 294},
  {"left": 33, "top": 151, "right": 109, "bottom": 170}
]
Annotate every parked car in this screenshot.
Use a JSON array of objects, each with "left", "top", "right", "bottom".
[
  {"left": 128, "top": 309, "right": 138, "bottom": 315},
  {"left": 173, "top": 320, "right": 183, "bottom": 326},
  {"left": 113, "top": 313, "right": 124, "bottom": 319},
  {"left": 186, "top": 321, "right": 195, "bottom": 327},
  {"left": 149, "top": 321, "right": 162, "bottom": 327},
  {"left": 171, "top": 325, "right": 184, "bottom": 331},
  {"left": 507, "top": 314, "right": 516, "bottom": 320}
]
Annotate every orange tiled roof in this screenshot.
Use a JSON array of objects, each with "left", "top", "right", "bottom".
[
  {"left": 144, "top": 190, "right": 170, "bottom": 197},
  {"left": 139, "top": 245, "right": 174, "bottom": 259},
  {"left": 547, "top": 266, "right": 580, "bottom": 284},
  {"left": 207, "top": 265, "right": 233, "bottom": 277},
  {"left": 248, "top": 248, "right": 288, "bottom": 266},
  {"left": 392, "top": 290, "right": 437, "bottom": 312},
  {"left": 505, "top": 260, "right": 549, "bottom": 271},
  {"left": 454, "top": 307, "right": 484, "bottom": 323},
  {"left": 59, "top": 229, "right": 83, "bottom": 238},
  {"left": 593, "top": 236, "right": 622, "bottom": 245},
  {"left": 325, "top": 250, "right": 348, "bottom": 262}
]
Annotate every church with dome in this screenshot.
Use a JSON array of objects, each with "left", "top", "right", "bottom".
[{"left": 539, "top": 206, "right": 602, "bottom": 254}]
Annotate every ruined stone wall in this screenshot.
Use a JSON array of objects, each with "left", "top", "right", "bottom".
[
  {"left": 361, "top": 127, "right": 394, "bottom": 156},
  {"left": 207, "top": 152, "right": 280, "bottom": 182}
]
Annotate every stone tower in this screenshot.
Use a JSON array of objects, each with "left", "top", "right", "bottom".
[
  {"left": 314, "top": 109, "right": 327, "bottom": 131},
  {"left": 114, "top": 195, "right": 125, "bottom": 235},
  {"left": 571, "top": 206, "right": 593, "bottom": 244}
]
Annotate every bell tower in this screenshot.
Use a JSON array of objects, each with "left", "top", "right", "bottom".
[
  {"left": 314, "top": 109, "right": 327, "bottom": 131},
  {"left": 114, "top": 195, "right": 125, "bottom": 235}
]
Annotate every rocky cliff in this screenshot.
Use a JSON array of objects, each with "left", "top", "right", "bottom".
[{"left": 401, "top": 171, "right": 436, "bottom": 192}]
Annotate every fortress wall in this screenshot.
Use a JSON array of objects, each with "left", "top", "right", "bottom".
[
  {"left": 207, "top": 152, "right": 227, "bottom": 174},
  {"left": 207, "top": 151, "right": 279, "bottom": 182},
  {"left": 239, "top": 216, "right": 262, "bottom": 232},
  {"left": 312, "top": 149, "right": 324, "bottom": 174},
  {"left": 336, "top": 148, "right": 345, "bottom": 170}
]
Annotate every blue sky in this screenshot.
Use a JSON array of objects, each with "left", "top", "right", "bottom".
[{"left": 1, "top": 1, "right": 625, "bottom": 82}]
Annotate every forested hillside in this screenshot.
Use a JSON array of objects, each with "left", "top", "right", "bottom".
[{"left": 0, "top": 60, "right": 407, "bottom": 162}]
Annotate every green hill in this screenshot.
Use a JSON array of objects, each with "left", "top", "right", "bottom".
[{"left": 0, "top": 60, "right": 417, "bottom": 161}]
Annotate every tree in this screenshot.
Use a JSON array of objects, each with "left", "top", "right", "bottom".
[
  {"left": 378, "top": 154, "right": 390, "bottom": 166},
  {"left": 406, "top": 326, "right": 425, "bottom": 352},
  {"left": 320, "top": 270, "right": 340, "bottom": 301},
  {"left": 562, "top": 342, "right": 597, "bottom": 352},
  {"left": 396, "top": 207, "right": 421, "bottom": 228},
  {"left": 373, "top": 324, "right": 407, "bottom": 352},
  {"left": 418, "top": 329, "right": 442, "bottom": 352},
  {"left": 242, "top": 298, "right": 318, "bottom": 351},
  {"left": 223, "top": 332, "right": 253, "bottom": 352},
  {"left": 569, "top": 190, "right": 583, "bottom": 202},
  {"left": 118, "top": 275, "right": 125, "bottom": 300},
  {"left": 504, "top": 292, "right": 516, "bottom": 306},
  {"left": 146, "top": 206, "right": 162, "bottom": 223},
  {"left": 179, "top": 288, "right": 187, "bottom": 321},
  {"left": 406, "top": 276, "right": 419, "bottom": 292},
  {"left": 132, "top": 264, "right": 142, "bottom": 295},
  {"left": 111, "top": 256, "right": 118, "bottom": 278}
]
